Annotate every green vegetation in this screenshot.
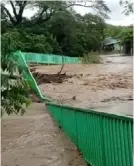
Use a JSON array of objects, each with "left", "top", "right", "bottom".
[
  {"left": 118, "top": 26, "right": 133, "bottom": 55},
  {"left": 1, "top": 1, "right": 110, "bottom": 57},
  {"left": 1, "top": 1, "right": 133, "bottom": 56},
  {"left": 104, "top": 24, "right": 126, "bottom": 38},
  {"left": 1, "top": 29, "right": 31, "bottom": 116},
  {"left": 118, "top": 27, "right": 133, "bottom": 43},
  {"left": 82, "top": 52, "right": 102, "bottom": 64}
]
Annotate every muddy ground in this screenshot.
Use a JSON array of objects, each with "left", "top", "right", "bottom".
[{"left": 2, "top": 54, "right": 133, "bottom": 166}]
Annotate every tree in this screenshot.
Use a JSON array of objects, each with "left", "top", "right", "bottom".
[
  {"left": 1, "top": 30, "right": 31, "bottom": 116},
  {"left": 118, "top": 27, "right": 133, "bottom": 43},
  {"left": 117, "top": 26, "right": 133, "bottom": 55},
  {"left": 82, "top": 14, "right": 106, "bottom": 51},
  {"left": 120, "top": 0, "right": 134, "bottom": 15},
  {"left": 1, "top": 1, "right": 29, "bottom": 25},
  {"left": 1, "top": 0, "right": 110, "bottom": 25},
  {"left": 104, "top": 24, "right": 126, "bottom": 38},
  {"left": 2, "top": 1, "right": 108, "bottom": 56}
]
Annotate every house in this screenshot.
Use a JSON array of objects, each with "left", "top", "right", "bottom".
[{"left": 102, "top": 37, "right": 121, "bottom": 52}]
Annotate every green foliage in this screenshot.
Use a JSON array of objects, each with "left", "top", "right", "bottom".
[
  {"left": 47, "top": 12, "right": 106, "bottom": 57},
  {"left": 118, "top": 27, "right": 133, "bottom": 43},
  {"left": 82, "top": 52, "right": 102, "bottom": 64},
  {"left": 1, "top": 31, "right": 31, "bottom": 116},
  {"left": 2, "top": 1, "right": 110, "bottom": 25},
  {"left": 1, "top": 0, "right": 110, "bottom": 57},
  {"left": 2, "top": 7, "right": 107, "bottom": 57},
  {"left": 2, "top": 29, "right": 62, "bottom": 54},
  {"left": 1, "top": 77, "right": 31, "bottom": 116},
  {"left": 104, "top": 24, "right": 126, "bottom": 38},
  {"left": 25, "top": 35, "right": 53, "bottom": 53}
]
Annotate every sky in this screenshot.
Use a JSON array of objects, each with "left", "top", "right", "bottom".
[
  {"left": 6, "top": 0, "right": 134, "bottom": 26},
  {"left": 74, "top": 0, "right": 134, "bottom": 26}
]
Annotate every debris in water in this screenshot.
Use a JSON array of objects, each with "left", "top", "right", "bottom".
[{"left": 72, "top": 96, "right": 76, "bottom": 100}]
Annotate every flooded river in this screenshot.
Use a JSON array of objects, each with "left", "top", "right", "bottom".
[
  {"left": 2, "top": 54, "right": 133, "bottom": 166},
  {"left": 38, "top": 54, "right": 133, "bottom": 116}
]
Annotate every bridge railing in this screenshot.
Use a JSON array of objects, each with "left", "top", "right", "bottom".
[
  {"left": 23, "top": 52, "right": 81, "bottom": 64},
  {"left": 46, "top": 102, "right": 133, "bottom": 166}
]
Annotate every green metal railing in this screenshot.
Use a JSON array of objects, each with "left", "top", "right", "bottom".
[
  {"left": 23, "top": 52, "right": 81, "bottom": 64},
  {"left": 15, "top": 51, "right": 133, "bottom": 166},
  {"left": 14, "top": 51, "right": 80, "bottom": 102},
  {"left": 46, "top": 102, "right": 133, "bottom": 166},
  {"left": 14, "top": 51, "right": 52, "bottom": 102}
]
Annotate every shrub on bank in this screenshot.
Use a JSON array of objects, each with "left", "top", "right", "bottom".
[{"left": 81, "top": 52, "right": 102, "bottom": 64}]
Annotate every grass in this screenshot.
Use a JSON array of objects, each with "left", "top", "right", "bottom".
[{"left": 81, "top": 52, "right": 102, "bottom": 64}]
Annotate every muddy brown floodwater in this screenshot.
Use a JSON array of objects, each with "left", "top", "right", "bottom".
[
  {"left": 2, "top": 54, "right": 133, "bottom": 166},
  {"left": 2, "top": 103, "right": 87, "bottom": 166},
  {"left": 38, "top": 54, "right": 133, "bottom": 116}
]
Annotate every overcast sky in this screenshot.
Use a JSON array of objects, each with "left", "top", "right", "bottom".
[
  {"left": 6, "top": 0, "right": 134, "bottom": 26},
  {"left": 74, "top": 0, "right": 134, "bottom": 26}
]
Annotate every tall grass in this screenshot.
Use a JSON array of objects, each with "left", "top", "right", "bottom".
[{"left": 81, "top": 52, "right": 102, "bottom": 64}]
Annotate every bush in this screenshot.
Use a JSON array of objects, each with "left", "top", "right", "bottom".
[
  {"left": 1, "top": 31, "right": 31, "bottom": 116},
  {"left": 81, "top": 52, "right": 102, "bottom": 64}
]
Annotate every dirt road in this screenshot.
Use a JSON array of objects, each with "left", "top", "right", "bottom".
[{"left": 2, "top": 103, "right": 87, "bottom": 166}]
